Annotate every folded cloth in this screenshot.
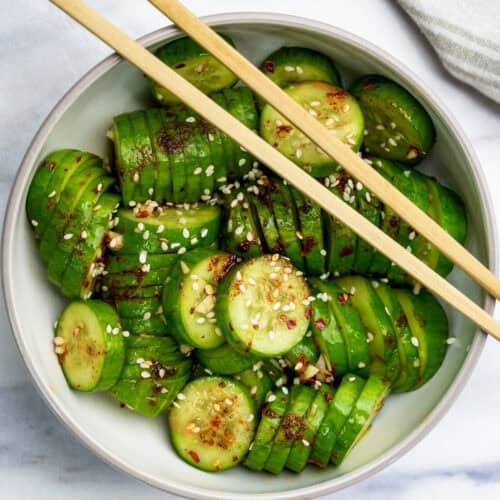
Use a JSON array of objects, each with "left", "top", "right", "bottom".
[{"left": 398, "top": 0, "right": 500, "bottom": 103}]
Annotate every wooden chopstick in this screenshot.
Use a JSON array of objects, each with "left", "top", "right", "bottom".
[
  {"left": 49, "top": 0, "right": 500, "bottom": 340},
  {"left": 149, "top": 0, "right": 500, "bottom": 302}
]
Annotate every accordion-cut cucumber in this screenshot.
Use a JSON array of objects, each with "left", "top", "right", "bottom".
[
  {"left": 113, "top": 297, "right": 162, "bottom": 319},
  {"left": 244, "top": 389, "right": 289, "bottom": 471},
  {"left": 336, "top": 276, "right": 400, "bottom": 383},
  {"left": 309, "top": 373, "right": 364, "bottom": 467},
  {"left": 260, "top": 82, "right": 364, "bottom": 177},
  {"left": 54, "top": 300, "right": 125, "bottom": 392},
  {"left": 217, "top": 255, "right": 311, "bottom": 357},
  {"left": 61, "top": 193, "right": 120, "bottom": 299},
  {"left": 150, "top": 36, "right": 238, "bottom": 105},
  {"left": 26, "top": 149, "right": 79, "bottom": 237},
  {"left": 28, "top": 150, "right": 95, "bottom": 238},
  {"left": 264, "top": 384, "right": 315, "bottom": 474},
  {"left": 331, "top": 375, "right": 390, "bottom": 465},
  {"left": 105, "top": 253, "right": 178, "bottom": 274},
  {"left": 351, "top": 75, "right": 435, "bottom": 164},
  {"left": 394, "top": 289, "right": 448, "bottom": 387},
  {"left": 168, "top": 376, "right": 256, "bottom": 472},
  {"left": 235, "top": 366, "right": 273, "bottom": 407},
  {"left": 196, "top": 343, "right": 256, "bottom": 375},
  {"left": 110, "top": 335, "right": 192, "bottom": 417},
  {"left": 374, "top": 281, "right": 420, "bottom": 392},
  {"left": 223, "top": 189, "right": 264, "bottom": 257},
  {"left": 260, "top": 46, "right": 341, "bottom": 90},
  {"left": 285, "top": 386, "right": 334, "bottom": 472},
  {"left": 102, "top": 267, "right": 173, "bottom": 289},
  {"left": 309, "top": 287, "right": 349, "bottom": 377},
  {"left": 163, "top": 249, "right": 237, "bottom": 349},
  {"left": 111, "top": 204, "right": 221, "bottom": 254}
]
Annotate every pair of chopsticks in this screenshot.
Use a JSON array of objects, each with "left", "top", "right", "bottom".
[{"left": 50, "top": 0, "right": 500, "bottom": 339}]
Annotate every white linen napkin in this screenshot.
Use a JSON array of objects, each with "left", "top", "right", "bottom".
[{"left": 398, "top": 0, "right": 500, "bottom": 103}]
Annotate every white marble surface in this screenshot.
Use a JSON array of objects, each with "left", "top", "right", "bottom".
[{"left": 2, "top": 0, "right": 500, "bottom": 498}]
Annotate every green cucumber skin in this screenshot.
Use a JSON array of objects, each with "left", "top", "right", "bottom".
[
  {"left": 336, "top": 276, "right": 400, "bottom": 383},
  {"left": 112, "top": 205, "right": 221, "bottom": 255},
  {"left": 47, "top": 175, "right": 114, "bottom": 287},
  {"left": 351, "top": 75, "right": 436, "bottom": 165},
  {"left": 120, "top": 316, "right": 168, "bottom": 336},
  {"left": 290, "top": 186, "right": 326, "bottom": 276},
  {"left": 395, "top": 289, "right": 448, "bottom": 387},
  {"left": 234, "top": 367, "right": 273, "bottom": 408},
  {"left": 309, "top": 374, "right": 365, "bottom": 467},
  {"left": 60, "top": 193, "right": 119, "bottom": 299},
  {"left": 110, "top": 334, "right": 192, "bottom": 417},
  {"left": 105, "top": 253, "right": 178, "bottom": 274},
  {"left": 264, "top": 385, "right": 316, "bottom": 474},
  {"left": 151, "top": 35, "right": 238, "bottom": 105},
  {"left": 285, "top": 386, "right": 333, "bottom": 473},
  {"left": 56, "top": 300, "right": 125, "bottom": 392},
  {"left": 320, "top": 281, "right": 371, "bottom": 378},
  {"left": 285, "top": 336, "right": 319, "bottom": 366},
  {"left": 26, "top": 149, "right": 78, "bottom": 237},
  {"left": 30, "top": 151, "right": 94, "bottom": 238},
  {"left": 101, "top": 284, "right": 164, "bottom": 301},
  {"left": 373, "top": 281, "right": 420, "bottom": 392},
  {"left": 113, "top": 297, "right": 162, "bottom": 319},
  {"left": 308, "top": 286, "right": 349, "bottom": 378},
  {"left": 331, "top": 374, "right": 391, "bottom": 465},
  {"left": 250, "top": 192, "right": 283, "bottom": 254},
  {"left": 102, "top": 267, "right": 173, "bottom": 289},
  {"left": 260, "top": 46, "right": 342, "bottom": 90},
  {"left": 244, "top": 390, "right": 289, "bottom": 471},
  {"left": 196, "top": 343, "right": 256, "bottom": 375},
  {"left": 162, "top": 249, "right": 232, "bottom": 349}
]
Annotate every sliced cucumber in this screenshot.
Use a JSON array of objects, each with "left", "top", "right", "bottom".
[
  {"left": 168, "top": 376, "right": 256, "bottom": 471},
  {"left": 234, "top": 366, "right": 273, "bottom": 407},
  {"left": 351, "top": 75, "right": 435, "bottom": 164},
  {"left": 325, "top": 172, "right": 358, "bottom": 275},
  {"left": 196, "top": 343, "right": 256, "bottom": 375},
  {"left": 111, "top": 204, "right": 221, "bottom": 254},
  {"left": 374, "top": 281, "right": 420, "bottom": 392},
  {"left": 26, "top": 149, "right": 78, "bottom": 237},
  {"left": 217, "top": 255, "right": 311, "bottom": 357},
  {"left": 308, "top": 286, "right": 349, "bottom": 378},
  {"left": 105, "top": 253, "right": 178, "bottom": 274},
  {"left": 244, "top": 389, "right": 289, "bottom": 471},
  {"left": 285, "top": 386, "right": 333, "bottom": 473},
  {"left": 331, "top": 374, "right": 390, "bottom": 465},
  {"left": 336, "top": 276, "right": 400, "bottom": 383},
  {"left": 61, "top": 193, "right": 120, "bottom": 299},
  {"left": 289, "top": 186, "right": 326, "bottom": 276},
  {"left": 261, "top": 82, "right": 364, "bottom": 177},
  {"left": 54, "top": 300, "right": 125, "bottom": 392},
  {"left": 260, "top": 46, "right": 341, "bottom": 90},
  {"left": 222, "top": 189, "right": 264, "bottom": 257},
  {"left": 309, "top": 373, "right": 364, "bottom": 467},
  {"left": 113, "top": 297, "right": 162, "bottom": 319},
  {"left": 151, "top": 36, "right": 238, "bottom": 105},
  {"left": 394, "top": 289, "right": 448, "bottom": 387},
  {"left": 110, "top": 334, "right": 192, "bottom": 417},
  {"left": 120, "top": 316, "right": 168, "bottom": 337},
  {"left": 163, "top": 249, "right": 237, "bottom": 349},
  {"left": 264, "top": 384, "right": 316, "bottom": 474}
]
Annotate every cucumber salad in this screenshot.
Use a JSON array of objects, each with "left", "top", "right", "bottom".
[{"left": 27, "top": 37, "right": 466, "bottom": 474}]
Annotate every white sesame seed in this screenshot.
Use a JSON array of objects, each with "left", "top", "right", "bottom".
[
  {"left": 141, "top": 371, "right": 151, "bottom": 379},
  {"left": 194, "top": 167, "right": 202, "bottom": 175},
  {"left": 302, "top": 439, "right": 310, "bottom": 447},
  {"left": 139, "top": 250, "right": 148, "bottom": 264},
  {"left": 185, "top": 116, "right": 196, "bottom": 123},
  {"left": 284, "top": 65, "right": 295, "bottom": 72},
  {"left": 446, "top": 337, "right": 457, "bottom": 345},
  {"left": 411, "top": 336, "right": 419, "bottom": 347},
  {"left": 53, "top": 336, "right": 65, "bottom": 346},
  {"left": 295, "top": 149, "right": 303, "bottom": 159},
  {"left": 31, "top": 219, "right": 39, "bottom": 227},
  {"left": 48, "top": 190, "right": 56, "bottom": 198},
  {"left": 267, "top": 393, "right": 276, "bottom": 402},
  {"left": 177, "top": 393, "right": 186, "bottom": 400}
]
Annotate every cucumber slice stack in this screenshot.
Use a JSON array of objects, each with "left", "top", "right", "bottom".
[
  {"left": 26, "top": 150, "right": 118, "bottom": 299},
  {"left": 30, "top": 38, "right": 462, "bottom": 476},
  {"left": 110, "top": 334, "right": 193, "bottom": 416},
  {"left": 110, "top": 87, "right": 259, "bottom": 205},
  {"left": 222, "top": 165, "right": 466, "bottom": 285}
]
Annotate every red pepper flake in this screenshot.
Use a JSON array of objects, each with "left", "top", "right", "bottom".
[
  {"left": 188, "top": 450, "right": 200, "bottom": 464},
  {"left": 324, "top": 392, "right": 334, "bottom": 402},
  {"left": 280, "top": 315, "right": 296, "bottom": 329},
  {"left": 276, "top": 124, "right": 293, "bottom": 138},
  {"left": 313, "top": 319, "right": 326, "bottom": 330},
  {"left": 174, "top": 63, "right": 186, "bottom": 69},
  {"left": 389, "top": 216, "right": 400, "bottom": 229},
  {"left": 396, "top": 314, "right": 408, "bottom": 328},
  {"left": 330, "top": 451, "right": 339, "bottom": 460},
  {"left": 232, "top": 456, "right": 239, "bottom": 463},
  {"left": 301, "top": 237, "right": 315, "bottom": 256},
  {"left": 304, "top": 307, "right": 312, "bottom": 320},
  {"left": 337, "top": 293, "right": 347, "bottom": 305},
  {"left": 49, "top": 161, "right": 56, "bottom": 171},
  {"left": 339, "top": 246, "right": 353, "bottom": 257},
  {"left": 263, "top": 60, "right": 275, "bottom": 73},
  {"left": 136, "top": 210, "right": 151, "bottom": 218}
]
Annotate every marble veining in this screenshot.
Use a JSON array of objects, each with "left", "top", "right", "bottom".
[{"left": 1, "top": 0, "right": 500, "bottom": 498}]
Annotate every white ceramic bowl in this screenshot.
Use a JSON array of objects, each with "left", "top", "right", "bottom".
[{"left": 2, "top": 12, "right": 497, "bottom": 500}]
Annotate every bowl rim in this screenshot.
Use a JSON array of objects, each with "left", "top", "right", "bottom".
[{"left": 2, "top": 11, "right": 497, "bottom": 500}]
